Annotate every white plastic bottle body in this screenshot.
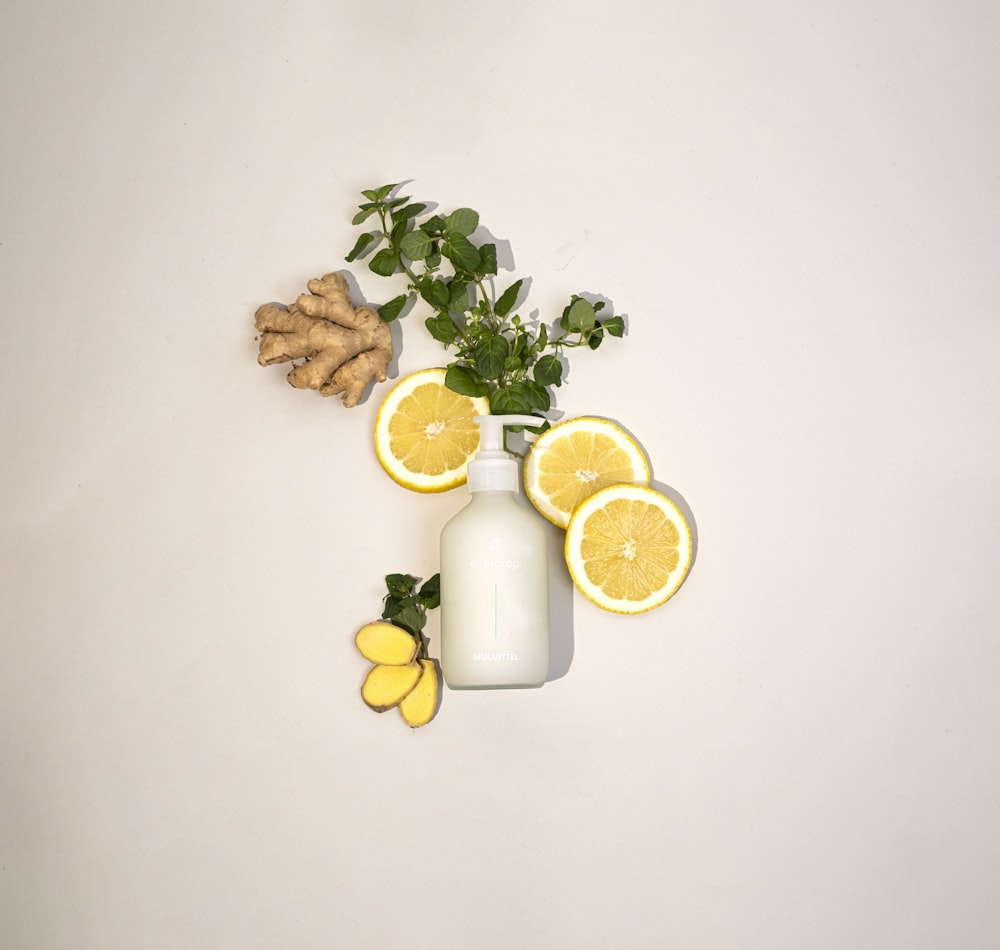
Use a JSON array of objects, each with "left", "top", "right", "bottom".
[{"left": 440, "top": 492, "right": 550, "bottom": 688}]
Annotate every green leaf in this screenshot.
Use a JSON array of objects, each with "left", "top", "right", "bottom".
[
  {"left": 587, "top": 323, "right": 604, "bottom": 350},
  {"left": 478, "top": 243, "right": 497, "bottom": 276},
  {"left": 425, "top": 313, "right": 458, "bottom": 346},
  {"left": 444, "top": 207, "right": 480, "bottom": 237},
  {"left": 421, "top": 214, "right": 446, "bottom": 235},
  {"left": 442, "top": 233, "right": 482, "bottom": 273},
  {"left": 495, "top": 279, "right": 524, "bottom": 318},
  {"left": 603, "top": 315, "right": 625, "bottom": 337},
  {"left": 345, "top": 231, "right": 379, "bottom": 262},
  {"left": 533, "top": 353, "right": 563, "bottom": 387},
  {"left": 393, "top": 202, "right": 427, "bottom": 222},
  {"left": 475, "top": 335, "right": 510, "bottom": 380},
  {"left": 369, "top": 247, "right": 400, "bottom": 276},
  {"left": 522, "top": 380, "right": 551, "bottom": 412},
  {"left": 448, "top": 279, "right": 470, "bottom": 313},
  {"left": 390, "top": 601, "right": 424, "bottom": 637},
  {"left": 399, "top": 230, "right": 433, "bottom": 261},
  {"left": 503, "top": 355, "right": 522, "bottom": 374},
  {"left": 374, "top": 183, "right": 398, "bottom": 200},
  {"left": 352, "top": 203, "right": 379, "bottom": 225},
  {"left": 418, "top": 574, "right": 440, "bottom": 609},
  {"left": 445, "top": 363, "right": 489, "bottom": 398},
  {"left": 564, "top": 296, "right": 596, "bottom": 333},
  {"left": 378, "top": 294, "right": 408, "bottom": 322},
  {"left": 390, "top": 218, "right": 407, "bottom": 243},
  {"left": 489, "top": 385, "right": 532, "bottom": 414},
  {"left": 362, "top": 189, "right": 379, "bottom": 201},
  {"left": 385, "top": 197, "right": 409, "bottom": 209},
  {"left": 420, "top": 278, "right": 450, "bottom": 309},
  {"left": 535, "top": 322, "right": 548, "bottom": 351},
  {"left": 385, "top": 573, "right": 418, "bottom": 597}
]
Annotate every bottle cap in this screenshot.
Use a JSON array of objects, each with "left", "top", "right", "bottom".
[{"left": 467, "top": 414, "right": 540, "bottom": 493}]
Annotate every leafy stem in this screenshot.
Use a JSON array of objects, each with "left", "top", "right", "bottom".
[
  {"left": 345, "top": 182, "right": 625, "bottom": 426},
  {"left": 380, "top": 573, "right": 439, "bottom": 660}
]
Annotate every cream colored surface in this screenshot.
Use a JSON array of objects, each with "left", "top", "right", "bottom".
[{"left": 2, "top": 2, "right": 998, "bottom": 947}]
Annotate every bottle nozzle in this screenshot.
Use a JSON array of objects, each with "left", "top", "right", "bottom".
[
  {"left": 468, "top": 414, "right": 542, "bottom": 492},
  {"left": 474, "top": 414, "right": 540, "bottom": 457}
]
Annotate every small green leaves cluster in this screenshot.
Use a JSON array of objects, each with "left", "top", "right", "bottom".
[
  {"left": 381, "top": 572, "right": 439, "bottom": 658},
  {"left": 346, "top": 183, "right": 624, "bottom": 423}
]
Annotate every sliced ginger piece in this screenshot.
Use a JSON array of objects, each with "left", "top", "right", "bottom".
[
  {"left": 361, "top": 663, "right": 422, "bottom": 712},
  {"left": 398, "top": 659, "right": 440, "bottom": 728},
  {"left": 354, "top": 621, "right": 419, "bottom": 666}
]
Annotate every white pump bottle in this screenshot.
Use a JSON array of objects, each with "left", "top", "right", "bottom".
[{"left": 439, "top": 415, "right": 550, "bottom": 689}]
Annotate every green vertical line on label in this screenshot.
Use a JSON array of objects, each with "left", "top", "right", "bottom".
[{"left": 493, "top": 583, "right": 498, "bottom": 639}]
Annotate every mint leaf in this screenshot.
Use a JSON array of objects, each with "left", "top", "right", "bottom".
[
  {"left": 445, "top": 363, "right": 489, "bottom": 397},
  {"left": 445, "top": 207, "right": 479, "bottom": 237},
  {"left": 393, "top": 202, "right": 428, "bottom": 222},
  {"left": 425, "top": 313, "right": 458, "bottom": 346},
  {"left": 533, "top": 353, "right": 563, "bottom": 387},
  {"left": 475, "top": 335, "right": 510, "bottom": 380},
  {"left": 378, "top": 294, "right": 408, "bottom": 322},
  {"left": 442, "top": 233, "right": 481, "bottom": 273},
  {"left": 604, "top": 315, "right": 625, "bottom": 337},
  {"left": 495, "top": 279, "right": 524, "bottom": 318},
  {"left": 420, "top": 278, "right": 450, "bottom": 309},
  {"left": 478, "top": 243, "right": 497, "bottom": 276},
  {"left": 418, "top": 574, "right": 440, "bottom": 609},
  {"left": 369, "top": 247, "right": 400, "bottom": 276},
  {"left": 346, "top": 231, "right": 379, "bottom": 262},
  {"left": 564, "top": 297, "right": 596, "bottom": 333},
  {"left": 399, "top": 230, "right": 434, "bottom": 261}
]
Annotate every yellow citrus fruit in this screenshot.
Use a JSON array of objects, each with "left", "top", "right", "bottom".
[
  {"left": 523, "top": 416, "right": 650, "bottom": 528},
  {"left": 374, "top": 368, "right": 490, "bottom": 492},
  {"left": 565, "top": 484, "right": 693, "bottom": 614}
]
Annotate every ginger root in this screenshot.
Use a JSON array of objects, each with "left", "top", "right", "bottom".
[{"left": 255, "top": 271, "right": 392, "bottom": 407}]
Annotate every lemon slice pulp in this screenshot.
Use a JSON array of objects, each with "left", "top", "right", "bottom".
[
  {"left": 374, "top": 368, "right": 490, "bottom": 492},
  {"left": 565, "top": 484, "right": 692, "bottom": 614},
  {"left": 523, "top": 416, "right": 650, "bottom": 528}
]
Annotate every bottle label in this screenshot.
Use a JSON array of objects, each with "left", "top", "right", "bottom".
[{"left": 468, "top": 558, "right": 520, "bottom": 571}]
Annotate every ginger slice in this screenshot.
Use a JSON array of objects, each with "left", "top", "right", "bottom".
[
  {"left": 361, "top": 663, "right": 422, "bottom": 712},
  {"left": 255, "top": 271, "right": 392, "bottom": 407},
  {"left": 354, "top": 621, "right": 419, "bottom": 666},
  {"left": 398, "top": 659, "right": 440, "bottom": 728}
]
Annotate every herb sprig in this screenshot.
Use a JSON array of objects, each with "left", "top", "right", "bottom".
[
  {"left": 346, "top": 183, "right": 624, "bottom": 425},
  {"left": 380, "top": 572, "right": 440, "bottom": 659}
]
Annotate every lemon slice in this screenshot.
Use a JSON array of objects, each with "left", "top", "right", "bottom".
[
  {"left": 374, "top": 368, "right": 490, "bottom": 492},
  {"left": 565, "top": 484, "right": 692, "bottom": 614},
  {"left": 523, "top": 416, "right": 650, "bottom": 528}
]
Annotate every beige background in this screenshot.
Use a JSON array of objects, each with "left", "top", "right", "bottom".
[{"left": 2, "top": 1, "right": 998, "bottom": 947}]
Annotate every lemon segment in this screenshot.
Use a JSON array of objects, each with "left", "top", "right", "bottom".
[
  {"left": 565, "top": 484, "right": 692, "bottom": 614},
  {"left": 374, "top": 368, "right": 490, "bottom": 492},
  {"left": 523, "top": 416, "right": 650, "bottom": 528}
]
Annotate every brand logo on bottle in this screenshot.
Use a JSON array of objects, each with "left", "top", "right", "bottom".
[
  {"left": 472, "top": 652, "right": 520, "bottom": 662},
  {"left": 469, "top": 557, "right": 520, "bottom": 571}
]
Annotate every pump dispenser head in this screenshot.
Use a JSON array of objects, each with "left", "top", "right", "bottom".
[{"left": 467, "top": 414, "right": 541, "bottom": 493}]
